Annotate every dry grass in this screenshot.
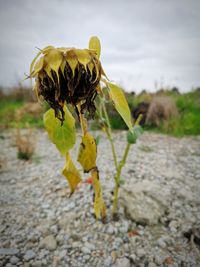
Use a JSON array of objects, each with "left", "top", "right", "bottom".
[
  {"left": 146, "top": 96, "right": 179, "bottom": 130},
  {"left": 15, "top": 128, "right": 36, "bottom": 160},
  {"left": 15, "top": 102, "right": 43, "bottom": 121}
]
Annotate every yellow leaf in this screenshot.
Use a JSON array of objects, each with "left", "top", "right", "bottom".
[
  {"left": 107, "top": 82, "right": 133, "bottom": 131},
  {"left": 91, "top": 168, "right": 106, "bottom": 219},
  {"left": 62, "top": 153, "right": 81, "bottom": 194},
  {"left": 66, "top": 50, "right": 78, "bottom": 76},
  {"left": 43, "top": 105, "right": 76, "bottom": 155},
  {"left": 74, "top": 49, "right": 91, "bottom": 69},
  {"left": 77, "top": 133, "right": 96, "bottom": 172},
  {"left": 89, "top": 36, "right": 101, "bottom": 59}
]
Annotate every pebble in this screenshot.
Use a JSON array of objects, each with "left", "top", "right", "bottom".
[
  {"left": 24, "top": 250, "right": 36, "bottom": 261},
  {"left": 116, "top": 257, "right": 130, "bottom": 267},
  {"left": 10, "top": 255, "right": 19, "bottom": 264},
  {"left": 1, "top": 130, "right": 200, "bottom": 267},
  {"left": 40, "top": 235, "right": 57, "bottom": 251},
  {"left": 81, "top": 247, "right": 91, "bottom": 254}
]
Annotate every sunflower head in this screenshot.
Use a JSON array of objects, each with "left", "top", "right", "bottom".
[{"left": 30, "top": 37, "right": 105, "bottom": 123}]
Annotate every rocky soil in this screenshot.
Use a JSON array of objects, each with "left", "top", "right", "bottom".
[{"left": 0, "top": 129, "right": 200, "bottom": 267}]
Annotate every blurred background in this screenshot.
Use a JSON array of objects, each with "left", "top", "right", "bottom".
[{"left": 0, "top": 0, "right": 200, "bottom": 137}]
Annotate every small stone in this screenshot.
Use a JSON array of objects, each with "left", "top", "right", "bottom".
[
  {"left": 84, "top": 242, "right": 95, "bottom": 251},
  {"left": 157, "top": 238, "right": 166, "bottom": 248},
  {"left": 10, "top": 256, "right": 19, "bottom": 264},
  {"left": 148, "top": 262, "right": 157, "bottom": 267},
  {"left": 82, "top": 247, "right": 91, "bottom": 254},
  {"left": 136, "top": 248, "right": 145, "bottom": 257},
  {"left": 59, "top": 250, "right": 67, "bottom": 259},
  {"left": 31, "top": 261, "right": 42, "bottom": 267},
  {"left": 107, "top": 225, "right": 115, "bottom": 234},
  {"left": 0, "top": 248, "right": 19, "bottom": 256},
  {"left": 154, "top": 255, "right": 163, "bottom": 265},
  {"left": 116, "top": 257, "right": 130, "bottom": 267},
  {"left": 24, "top": 250, "right": 36, "bottom": 261},
  {"left": 40, "top": 235, "right": 57, "bottom": 251},
  {"left": 129, "top": 253, "right": 136, "bottom": 262}
]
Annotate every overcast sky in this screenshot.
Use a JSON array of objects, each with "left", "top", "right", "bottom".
[{"left": 0, "top": 0, "right": 199, "bottom": 92}]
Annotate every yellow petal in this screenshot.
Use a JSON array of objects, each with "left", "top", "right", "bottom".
[
  {"left": 45, "top": 48, "right": 63, "bottom": 81},
  {"left": 62, "top": 153, "right": 81, "bottom": 194},
  {"left": 77, "top": 133, "right": 96, "bottom": 172},
  {"left": 87, "top": 61, "right": 94, "bottom": 76},
  {"left": 74, "top": 49, "right": 91, "bottom": 69},
  {"left": 91, "top": 168, "right": 106, "bottom": 219},
  {"left": 44, "top": 63, "right": 54, "bottom": 82},
  {"left": 89, "top": 36, "right": 101, "bottom": 59},
  {"left": 30, "top": 45, "right": 54, "bottom": 76},
  {"left": 66, "top": 50, "right": 78, "bottom": 76}
]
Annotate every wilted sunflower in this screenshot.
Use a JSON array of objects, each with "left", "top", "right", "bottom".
[{"left": 29, "top": 37, "right": 106, "bottom": 123}]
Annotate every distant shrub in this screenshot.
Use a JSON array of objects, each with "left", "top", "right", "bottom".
[
  {"left": 146, "top": 96, "right": 179, "bottom": 131},
  {"left": 15, "top": 128, "right": 36, "bottom": 160},
  {"left": 15, "top": 102, "right": 43, "bottom": 121}
]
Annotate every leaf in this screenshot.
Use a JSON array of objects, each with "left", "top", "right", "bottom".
[
  {"left": 89, "top": 36, "right": 101, "bottom": 59},
  {"left": 62, "top": 153, "right": 81, "bottom": 194},
  {"left": 91, "top": 168, "right": 106, "bottom": 219},
  {"left": 77, "top": 133, "right": 96, "bottom": 172},
  {"left": 107, "top": 82, "right": 133, "bottom": 131},
  {"left": 43, "top": 105, "right": 76, "bottom": 155}
]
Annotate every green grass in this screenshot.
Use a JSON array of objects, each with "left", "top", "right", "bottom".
[
  {"left": 0, "top": 99, "right": 44, "bottom": 128},
  {"left": 110, "top": 88, "right": 200, "bottom": 136}
]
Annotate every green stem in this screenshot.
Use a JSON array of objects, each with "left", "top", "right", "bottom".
[
  {"left": 100, "top": 100, "right": 118, "bottom": 170},
  {"left": 112, "top": 143, "right": 131, "bottom": 216}
]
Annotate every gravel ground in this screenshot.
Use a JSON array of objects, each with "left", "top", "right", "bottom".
[{"left": 0, "top": 129, "right": 200, "bottom": 267}]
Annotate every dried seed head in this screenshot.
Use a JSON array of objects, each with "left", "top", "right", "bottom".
[{"left": 30, "top": 46, "right": 105, "bottom": 123}]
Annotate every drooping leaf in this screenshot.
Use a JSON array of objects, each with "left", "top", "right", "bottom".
[
  {"left": 107, "top": 82, "right": 133, "bottom": 131},
  {"left": 62, "top": 153, "right": 81, "bottom": 194},
  {"left": 91, "top": 168, "right": 106, "bottom": 219},
  {"left": 89, "top": 36, "right": 101, "bottom": 59},
  {"left": 77, "top": 133, "right": 96, "bottom": 172},
  {"left": 43, "top": 105, "right": 76, "bottom": 155}
]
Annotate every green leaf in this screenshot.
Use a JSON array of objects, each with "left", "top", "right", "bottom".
[
  {"left": 43, "top": 105, "right": 76, "bottom": 155},
  {"left": 127, "top": 125, "right": 143, "bottom": 144},
  {"left": 89, "top": 36, "right": 101, "bottom": 59},
  {"left": 107, "top": 82, "right": 133, "bottom": 131}
]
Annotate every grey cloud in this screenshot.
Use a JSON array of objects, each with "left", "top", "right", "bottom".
[{"left": 0, "top": 0, "right": 199, "bottom": 92}]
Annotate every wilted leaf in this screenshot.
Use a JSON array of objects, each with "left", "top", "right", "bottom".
[
  {"left": 89, "top": 36, "right": 101, "bottom": 59},
  {"left": 62, "top": 153, "right": 81, "bottom": 194},
  {"left": 107, "top": 82, "right": 132, "bottom": 131},
  {"left": 77, "top": 133, "right": 97, "bottom": 172},
  {"left": 43, "top": 105, "right": 76, "bottom": 155},
  {"left": 91, "top": 168, "right": 106, "bottom": 219}
]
